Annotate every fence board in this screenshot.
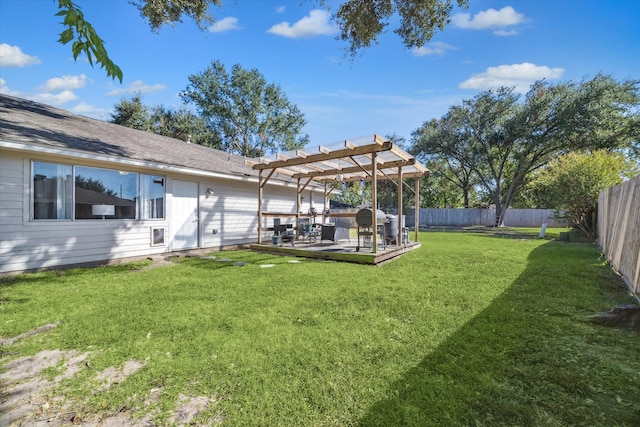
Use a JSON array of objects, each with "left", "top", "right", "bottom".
[
  {"left": 598, "top": 175, "right": 640, "bottom": 297},
  {"left": 401, "top": 208, "right": 565, "bottom": 228}
]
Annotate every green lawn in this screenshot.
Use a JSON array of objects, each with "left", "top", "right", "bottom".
[{"left": 1, "top": 229, "right": 639, "bottom": 426}]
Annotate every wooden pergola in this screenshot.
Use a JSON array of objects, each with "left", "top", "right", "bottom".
[{"left": 245, "top": 134, "right": 430, "bottom": 253}]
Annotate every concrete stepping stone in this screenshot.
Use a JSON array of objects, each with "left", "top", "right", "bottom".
[
  {"left": 231, "top": 262, "right": 246, "bottom": 266},
  {"left": 260, "top": 264, "right": 275, "bottom": 268},
  {"left": 216, "top": 258, "right": 233, "bottom": 262}
]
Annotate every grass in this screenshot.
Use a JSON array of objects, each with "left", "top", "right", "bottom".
[{"left": 1, "top": 229, "right": 639, "bottom": 426}]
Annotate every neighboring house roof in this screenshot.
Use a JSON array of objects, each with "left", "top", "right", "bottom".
[
  {"left": 0, "top": 94, "right": 263, "bottom": 180},
  {"left": 75, "top": 187, "right": 136, "bottom": 206}
]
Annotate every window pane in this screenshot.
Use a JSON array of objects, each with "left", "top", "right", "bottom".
[
  {"left": 33, "top": 162, "right": 73, "bottom": 220},
  {"left": 140, "top": 175, "right": 165, "bottom": 219},
  {"left": 75, "top": 166, "right": 138, "bottom": 219}
]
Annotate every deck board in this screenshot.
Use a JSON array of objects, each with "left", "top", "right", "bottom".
[{"left": 250, "top": 240, "right": 420, "bottom": 265}]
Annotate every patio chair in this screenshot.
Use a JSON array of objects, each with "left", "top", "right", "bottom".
[{"left": 274, "top": 224, "right": 295, "bottom": 247}]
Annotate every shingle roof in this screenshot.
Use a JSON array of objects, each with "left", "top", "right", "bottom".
[{"left": 0, "top": 94, "right": 256, "bottom": 178}]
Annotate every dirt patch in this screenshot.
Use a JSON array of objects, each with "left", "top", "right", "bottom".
[
  {"left": 1, "top": 322, "right": 221, "bottom": 425},
  {"left": 0, "top": 349, "right": 84, "bottom": 426},
  {"left": 95, "top": 360, "right": 146, "bottom": 391},
  {"left": 167, "top": 393, "right": 223, "bottom": 426},
  {"left": 2, "top": 345, "right": 221, "bottom": 425}
]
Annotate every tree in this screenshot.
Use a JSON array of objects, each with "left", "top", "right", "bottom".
[
  {"left": 334, "top": 180, "right": 372, "bottom": 207},
  {"left": 180, "top": 60, "right": 308, "bottom": 157},
  {"left": 411, "top": 74, "right": 640, "bottom": 226},
  {"left": 55, "top": 0, "right": 468, "bottom": 81},
  {"left": 334, "top": 0, "right": 469, "bottom": 57},
  {"left": 421, "top": 158, "right": 479, "bottom": 207},
  {"left": 149, "top": 105, "right": 222, "bottom": 148},
  {"left": 411, "top": 115, "right": 479, "bottom": 208},
  {"left": 535, "top": 150, "right": 637, "bottom": 239},
  {"left": 110, "top": 94, "right": 151, "bottom": 131},
  {"left": 110, "top": 95, "right": 222, "bottom": 148}
]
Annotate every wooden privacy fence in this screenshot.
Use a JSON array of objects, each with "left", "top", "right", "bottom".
[
  {"left": 598, "top": 175, "right": 640, "bottom": 297},
  {"left": 401, "top": 208, "right": 566, "bottom": 228}
]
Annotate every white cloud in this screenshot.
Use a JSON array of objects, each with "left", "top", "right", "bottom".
[
  {"left": 0, "top": 43, "right": 41, "bottom": 67},
  {"left": 459, "top": 63, "right": 565, "bottom": 92},
  {"left": 39, "top": 74, "right": 88, "bottom": 92},
  {"left": 31, "top": 90, "right": 78, "bottom": 105},
  {"left": 412, "top": 42, "right": 457, "bottom": 57},
  {"left": 452, "top": 6, "right": 526, "bottom": 35},
  {"left": 275, "top": 6, "right": 286, "bottom": 14},
  {"left": 70, "top": 102, "right": 110, "bottom": 119},
  {"left": 494, "top": 29, "right": 518, "bottom": 37},
  {"left": 208, "top": 17, "right": 241, "bottom": 33},
  {"left": 0, "top": 78, "right": 22, "bottom": 96},
  {"left": 267, "top": 9, "right": 337, "bottom": 38},
  {"left": 106, "top": 80, "right": 167, "bottom": 96}
]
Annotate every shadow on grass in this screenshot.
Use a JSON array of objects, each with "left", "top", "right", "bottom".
[{"left": 358, "top": 239, "right": 640, "bottom": 426}]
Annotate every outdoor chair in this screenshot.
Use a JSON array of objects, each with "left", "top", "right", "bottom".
[{"left": 274, "top": 224, "right": 295, "bottom": 247}]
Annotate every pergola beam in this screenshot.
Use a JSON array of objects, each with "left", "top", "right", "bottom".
[
  {"left": 290, "top": 158, "right": 415, "bottom": 179},
  {"left": 248, "top": 139, "right": 391, "bottom": 170}
]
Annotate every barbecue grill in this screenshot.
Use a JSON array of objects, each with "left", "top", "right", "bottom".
[{"left": 355, "top": 208, "right": 387, "bottom": 251}]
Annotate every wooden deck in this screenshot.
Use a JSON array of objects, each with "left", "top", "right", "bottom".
[{"left": 249, "top": 239, "right": 420, "bottom": 265}]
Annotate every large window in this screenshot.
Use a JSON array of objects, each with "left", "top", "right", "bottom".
[
  {"left": 75, "top": 166, "right": 138, "bottom": 219},
  {"left": 32, "top": 161, "right": 165, "bottom": 221},
  {"left": 33, "top": 162, "right": 73, "bottom": 220}
]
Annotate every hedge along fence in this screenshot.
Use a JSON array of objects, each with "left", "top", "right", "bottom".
[
  {"left": 598, "top": 174, "right": 640, "bottom": 297},
  {"left": 401, "top": 208, "right": 566, "bottom": 228}
]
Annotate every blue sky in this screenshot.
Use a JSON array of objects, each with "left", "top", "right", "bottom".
[{"left": 1, "top": 0, "right": 639, "bottom": 147}]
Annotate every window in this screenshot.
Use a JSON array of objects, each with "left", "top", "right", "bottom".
[
  {"left": 33, "top": 162, "right": 73, "bottom": 220},
  {"left": 140, "top": 175, "right": 165, "bottom": 219},
  {"left": 75, "top": 166, "right": 138, "bottom": 219},
  {"left": 32, "top": 162, "right": 165, "bottom": 221}
]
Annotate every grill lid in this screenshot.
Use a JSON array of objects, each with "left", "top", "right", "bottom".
[{"left": 355, "top": 208, "right": 386, "bottom": 228}]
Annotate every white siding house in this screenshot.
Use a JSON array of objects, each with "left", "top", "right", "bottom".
[{"left": 0, "top": 95, "right": 323, "bottom": 274}]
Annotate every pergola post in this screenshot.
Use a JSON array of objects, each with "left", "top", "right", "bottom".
[
  {"left": 258, "top": 169, "right": 263, "bottom": 244},
  {"left": 414, "top": 178, "right": 420, "bottom": 243},
  {"left": 371, "top": 151, "right": 378, "bottom": 253},
  {"left": 296, "top": 177, "right": 301, "bottom": 234},
  {"left": 397, "top": 166, "right": 403, "bottom": 246},
  {"left": 323, "top": 181, "right": 328, "bottom": 216}
]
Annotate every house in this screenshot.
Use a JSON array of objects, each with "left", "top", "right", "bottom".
[{"left": 0, "top": 95, "right": 323, "bottom": 274}]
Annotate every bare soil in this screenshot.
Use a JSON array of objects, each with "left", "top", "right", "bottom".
[{"left": 1, "top": 325, "right": 220, "bottom": 426}]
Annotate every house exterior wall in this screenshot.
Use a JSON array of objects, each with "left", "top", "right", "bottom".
[{"left": 0, "top": 148, "right": 322, "bottom": 274}]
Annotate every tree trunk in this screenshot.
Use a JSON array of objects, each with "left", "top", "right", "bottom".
[
  {"left": 496, "top": 176, "right": 523, "bottom": 228},
  {"left": 496, "top": 204, "right": 509, "bottom": 227}
]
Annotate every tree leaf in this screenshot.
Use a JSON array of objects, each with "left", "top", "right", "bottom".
[{"left": 58, "top": 28, "right": 74, "bottom": 44}]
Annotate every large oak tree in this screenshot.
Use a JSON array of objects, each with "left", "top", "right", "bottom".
[{"left": 411, "top": 75, "right": 640, "bottom": 226}]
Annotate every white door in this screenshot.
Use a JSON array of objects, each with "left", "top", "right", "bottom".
[{"left": 171, "top": 180, "right": 199, "bottom": 250}]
